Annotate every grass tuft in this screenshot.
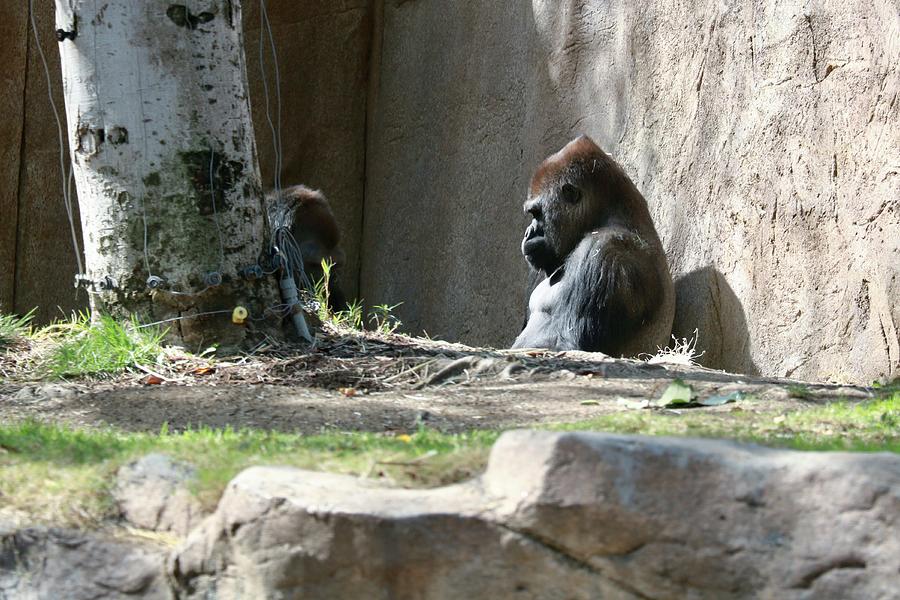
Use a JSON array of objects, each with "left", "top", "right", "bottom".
[
  {"left": 46, "top": 312, "right": 166, "bottom": 378},
  {"left": 0, "top": 308, "right": 34, "bottom": 348},
  {"left": 313, "top": 259, "right": 401, "bottom": 333},
  {"left": 646, "top": 329, "right": 705, "bottom": 366}
]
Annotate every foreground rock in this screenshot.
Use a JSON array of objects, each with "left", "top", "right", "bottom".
[
  {"left": 171, "top": 431, "right": 900, "bottom": 599},
  {"left": 114, "top": 454, "right": 204, "bottom": 536},
  {"left": 0, "top": 526, "right": 171, "bottom": 599}
]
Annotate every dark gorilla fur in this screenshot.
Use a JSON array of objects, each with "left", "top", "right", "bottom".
[
  {"left": 512, "top": 136, "right": 674, "bottom": 356},
  {"left": 265, "top": 185, "right": 348, "bottom": 311}
]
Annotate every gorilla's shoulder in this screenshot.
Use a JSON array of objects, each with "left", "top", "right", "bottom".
[{"left": 576, "top": 228, "right": 654, "bottom": 261}]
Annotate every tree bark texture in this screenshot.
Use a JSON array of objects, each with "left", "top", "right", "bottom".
[{"left": 55, "top": 0, "right": 279, "bottom": 347}]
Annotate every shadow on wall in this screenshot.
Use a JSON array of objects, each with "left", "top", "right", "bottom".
[{"left": 672, "top": 266, "right": 758, "bottom": 376}]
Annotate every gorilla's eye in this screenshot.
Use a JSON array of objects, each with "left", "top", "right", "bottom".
[{"left": 560, "top": 183, "right": 581, "bottom": 204}]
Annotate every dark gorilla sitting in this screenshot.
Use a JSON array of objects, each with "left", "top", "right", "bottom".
[
  {"left": 512, "top": 136, "right": 674, "bottom": 356},
  {"left": 266, "top": 185, "right": 348, "bottom": 312}
]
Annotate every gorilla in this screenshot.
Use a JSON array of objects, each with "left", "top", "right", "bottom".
[
  {"left": 512, "top": 136, "right": 674, "bottom": 356},
  {"left": 266, "top": 184, "right": 348, "bottom": 311}
]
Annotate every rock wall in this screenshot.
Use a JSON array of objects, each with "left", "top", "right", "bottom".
[
  {"left": 362, "top": 0, "right": 900, "bottom": 383},
  {"left": 5, "top": 1, "right": 897, "bottom": 382},
  {"left": 3, "top": 434, "right": 899, "bottom": 598},
  {"left": 0, "top": 2, "right": 28, "bottom": 315}
]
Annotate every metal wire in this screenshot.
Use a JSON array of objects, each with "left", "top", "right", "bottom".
[{"left": 258, "top": 0, "right": 284, "bottom": 198}]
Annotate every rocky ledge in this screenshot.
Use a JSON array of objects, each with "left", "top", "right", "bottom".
[{"left": 3, "top": 432, "right": 898, "bottom": 599}]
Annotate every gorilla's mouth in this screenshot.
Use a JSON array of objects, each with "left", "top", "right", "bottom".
[
  {"left": 522, "top": 221, "right": 551, "bottom": 267},
  {"left": 523, "top": 221, "right": 545, "bottom": 243},
  {"left": 522, "top": 234, "right": 546, "bottom": 255}
]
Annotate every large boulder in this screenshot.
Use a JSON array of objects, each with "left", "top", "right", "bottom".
[{"left": 170, "top": 431, "right": 900, "bottom": 599}]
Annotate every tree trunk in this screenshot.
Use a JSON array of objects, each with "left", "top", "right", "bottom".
[{"left": 54, "top": 0, "right": 280, "bottom": 348}]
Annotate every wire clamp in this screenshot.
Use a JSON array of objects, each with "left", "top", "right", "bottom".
[
  {"left": 240, "top": 265, "right": 264, "bottom": 281},
  {"left": 204, "top": 271, "right": 223, "bottom": 287},
  {"left": 55, "top": 29, "right": 77, "bottom": 42},
  {"left": 146, "top": 276, "right": 167, "bottom": 290}
]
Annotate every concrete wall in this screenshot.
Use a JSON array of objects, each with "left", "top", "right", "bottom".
[
  {"left": 4, "top": 0, "right": 898, "bottom": 383},
  {"left": 244, "top": 1, "right": 372, "bottom": 302},
  {"left": 1, "top": 3, "right": 84, "bottom": 323},
  {"left": 362, "top": 0, "right": 899, "bottom": 383},
  {"left": 0, "top": 2, "right": 28, "bottom": 316}
]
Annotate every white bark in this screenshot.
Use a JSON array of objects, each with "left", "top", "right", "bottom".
[{"left": 55, "top": 0, "right": 278, "bottom": 344}]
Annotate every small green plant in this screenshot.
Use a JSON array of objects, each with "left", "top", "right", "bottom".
[
  {"left": 313, "top": 259, "right": 335, "bottom": 323},
  {"left": 48, "top": 312, "right": 166, "bottom": 378},
  {"left": 369, "top": 303, "right": 403, "bottom": 334},
  {"left": 0, "top": 308, "right": 34, "bottom": 348},
  {"left": 787, "top": 384, "right": 814, "bottom": 400},
  {"left": 334, "top": 299, "right": 365, "bottom": 330},
  {"left": 313, "top": 259, "right": 401, "bottom": 333}
]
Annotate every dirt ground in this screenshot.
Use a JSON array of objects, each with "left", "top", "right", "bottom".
[{"left": 0, "top": 331, "right": 872, "bottom": 434}]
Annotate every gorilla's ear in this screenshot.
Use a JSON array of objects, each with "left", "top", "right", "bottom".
[{"left": 560, "top": 183, "right": 581, "bottom": 205}]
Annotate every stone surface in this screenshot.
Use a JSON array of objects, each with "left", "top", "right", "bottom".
[
  {"left": 0, "top": 526, "right": 171, "bottom": 599},
  {"left": 169, "top": 467, "right": 625, "bottom": 599},
  {"left": 171, "top": 431, "right": 900, "bottom": 599},
  {"left": 114, "top": 454, "right": 204, "bottom": 537},
  {"left": 486, "top": 431, "right": 900, "bottom": 599},
  {"left": 362, "top": 0, "right": 900, "bottom": 383}
]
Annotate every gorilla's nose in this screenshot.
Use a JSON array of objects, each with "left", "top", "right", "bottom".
[{"left": 524, "top": 197, "right": 542, "bottom": 220}]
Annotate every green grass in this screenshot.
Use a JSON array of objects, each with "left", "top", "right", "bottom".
[
  {"left": 313, "top": 259, "right": 401, "bottom": 333},
  {"left": 553, "top": 393, "right": 900, "bottom": 453},
  {"left": 786, "top": 383, "right": 814, "bottom": 400},
  {"left": 0, "top": 421, "right": 498, "bottom": 526},
  {"left": 46, "top": 313, "right": 166, "bottom": 378},
  {"left": 0, "top": 392, "right": 896, "bottom": 528},
  {"left": 0, "top": 309, "right": 33, "bottom": 348}
]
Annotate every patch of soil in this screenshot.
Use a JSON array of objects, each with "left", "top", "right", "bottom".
[{"left": 0, "top": 332, "right": 872, "bottom": 434}]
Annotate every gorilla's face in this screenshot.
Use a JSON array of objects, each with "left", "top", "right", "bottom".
[{"left": 522, "top": 181, "right": 589, "bottom": 274}]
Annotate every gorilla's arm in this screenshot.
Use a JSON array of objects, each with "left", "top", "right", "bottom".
[{"left": 553, "top": 229, "right": 663, "bottom": 353}]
